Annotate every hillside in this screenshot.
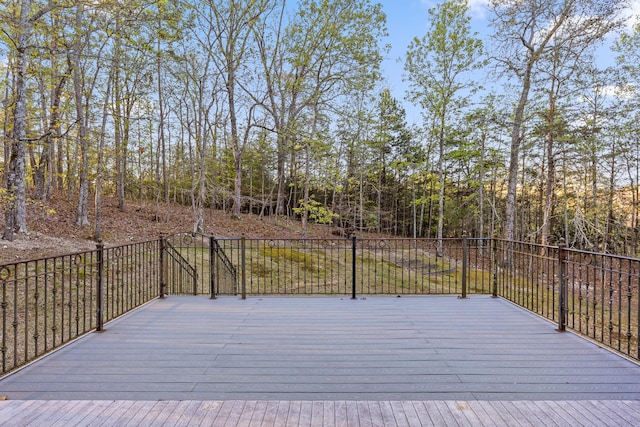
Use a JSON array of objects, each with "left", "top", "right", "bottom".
[{"left": 0, "top": 192, "right": 337, "bottom": 264}]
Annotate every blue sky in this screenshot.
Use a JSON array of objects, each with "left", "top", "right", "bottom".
[
  {"left": 376, "top": 0, "right": 640, "bottom": 123},
  {"left": 377, "top": 0, "right": 491, "bottom": 123}
]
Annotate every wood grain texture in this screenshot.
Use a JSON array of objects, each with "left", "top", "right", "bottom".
[{"left": 2, "top": 400, "right": 640, "bottom": 426}]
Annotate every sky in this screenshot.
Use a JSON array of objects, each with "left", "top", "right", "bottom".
[
  {"left": 376, "top": 0, "right": 493, "bottom": 123},
  {"left": 376, "top": 0, "right": 640, "bottom": 123}
]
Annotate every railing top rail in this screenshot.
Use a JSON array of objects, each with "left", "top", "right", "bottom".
[
  {"left": 212, "top": 236, "right": 490, "bottom": 242},
  {"left": 0, "top": 238, "right": 160, "bottom": 269},
  {"left": 492, "top": 237, "right": 640, "bottom": 263},
  {"left": 0, "top": 247, "right": 102, "bottom": 269}
]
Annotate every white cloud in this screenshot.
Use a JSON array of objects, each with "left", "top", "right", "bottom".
[
  {"left": 625, "top": 0, "right": 640, "bottom": 29},
  {"left": 420, "top": 0, "right": 489, "bottom": 18},
  {"left": 467, "top": 0, "right": 490, "bottom": 19}
]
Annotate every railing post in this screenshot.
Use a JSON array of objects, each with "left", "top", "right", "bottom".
[
  {"left": 491, "top": 238, "right": 498, "bottom": 298},
  {"left": 209, "top": 234, "right": 217, "bottom": 300},
  {"left": 461, "top": 234, "right": 468, "bottom": 299},
  {"left": 96, "top": 240, "right": 105, "bottom": 332},
  {"left": 351, "top": 235, "right": 357, "bottom": 300},
  {"left": 159, "top": 234, "right": 166, "bottom": 299},
  {"left": 241, "top": 235, "right": 247, "bottom": 300},
  {"left": 557, "top": 240, "right": 567, "bottom": 332}
]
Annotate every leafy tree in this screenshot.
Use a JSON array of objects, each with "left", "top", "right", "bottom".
[
  {"left": 368, "top": 89, "right": 413, "bottom": 233},
  {"left": 488, "top": 0, "right": 626, "bottom": 242},
  {"left": 255, "top": 0, "right": 387, "bottom": 217},
  {"left": 405, "top": 0, "right": 484, "bottom": 252},
  {"left": 206, "top": 0, "right": 276, "bottom": 218},
  {"left": 2, "top": 0, "right": 66, "bottom": 240}
]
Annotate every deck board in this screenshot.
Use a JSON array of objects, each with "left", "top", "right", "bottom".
[
  {"left": 4, "top": 296, "right": 640, "bottom": 402},
  {"left": 2, "top": 400, "right": 640, "bottom": 426}
]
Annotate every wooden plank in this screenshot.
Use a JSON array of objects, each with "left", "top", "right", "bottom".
[
  {"left": 9, "top": 400, "right": 57, "bottom": 426},
  {"left": 378, "top": 401, "right": 400, "bottom": 426},
  {"left": 273, "top": 400, "right": 290, "bottom": 426},
  {"left": 515, "top": 401, "right": 556, "bottom": 427},
  {"left": 434, "top": 401, "right": 460, "bottom": 426},
  {"left": 48, "top": 400, "right": 96, "bottom": 427},
  {"left": 4, "top": 400, "right": 640, "bottom": 426},
  {"left": 0, "top": 400, "right": 45, "bottom": 424},
  {"left": 544, "top": 401, "right": 584, "bottom": 426},
  {"left": 596, "top": 400, "right": 640, "bottom": 425},
  {"left": 224, "top": 400, "right": 248, "bottom": 427},
  {"left": 613, "top": 401, "right": 640, "bottom": 424},
  {"left": 322, "top": 400, "right": 336, "bottom": 427},
  {"left": 297, "top": 401, "right": 313, "bottom": 427},
  {"left": 356, "top": 401, "right": 373, "bottom": 427},
  {"left": 344, "top": 401, "right": 360, "bottom": 427},
  {"left": 173, "top": 401, "right": 209, "bottom": 427},
  {"left": 118, "top": 400, "right": 158, "bottom": 426},
  {"left": 259, "top": 400, "right": 280, "bottom": 427},
  {"left": 150, "top": 401, "right": 187, "bottom": 426},
  {"left": 235, "top": 400, "right": 257, "bottom": 426},
  {"left": 128, "top": 401, "right": 165, "bottom": 426},
  {"left": 485, "top": 401, "right": 523, "bottom": 427},
  {"left": 400, "top": 401, "right": 422, "bottom": 427},
  {"left": 465, "top": 401, "right": 510, "bottom": 427},
  {"left": 413, "top": 401, "right": 439, "bottom": 426},
  {"left": 476, "top": 401, "right": 513, "bottom": 427},
  {"left": 161, "top": 400, "right": 195, "bottom": 426},
  {"left": 444, "top": 401, "right": 474, "bottom": 427},
  {"left": 285, "top": 400, "right": 302, "bottom": 427},
  {"left": 367, "top": 401, "right": 385, "bottom": 427},
  {"left": 449, "top": 401, "right": 485, "bottom": 427},
  {"left": 24, "top": 400, "right": 83, "bottom": 427},
  {"left": 495, "top": 402, "right": 534, "bottom": 427},
  {"left": 93, "top": 400, "right": 133, "bottom": 426},
  {"left": 565, "top": 401, "right": 610, "bottom": 427},
  {"left": 552, "top": 401, "right": 603, "bottom": 427},
  {"left": 69, "top": 400, "right": 115, "bottom": 427},
  {"left": 389, "top": 401, "right": 410, "bottom": 427},
  {"left": 309, "top": 401, "right": 324, "bottom": 427},
  {"left": 246, "top": 400, "right": 266, "bottom": 427},
  {"left": 333, "top": 401, "right": 348, "bottom": 427},
  {"left": 209, "top": 400, "right": 235, "bottom": 426},
  {"left": 525, "top": 401, "right": 562, "bottom": 427}
]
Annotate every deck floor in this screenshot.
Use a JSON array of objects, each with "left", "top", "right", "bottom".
[{"left": 1, "top": 296, "right": 640, "bottom": 425}]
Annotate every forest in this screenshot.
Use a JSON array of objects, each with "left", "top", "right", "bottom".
[{"left": 1, "top": 0, "right": 640, "bottom": 256}]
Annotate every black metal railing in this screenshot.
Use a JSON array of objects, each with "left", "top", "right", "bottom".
[
  {"left": 0, "top": 240, "right": 161, "bottom": 375},
  {"left": 162, "top": 233, "right": 237, "bottom": 297},
  {"left": 2, "top": 234, "right": 639, "bottom": 376},
  {"left": 494, "top": 239, "right": 640, "bottom": 360},
  {"left": 164, "top": 240, "right": 198, "bottom": 295},
  {"left": 211, "top": 237, "right": 492, "bottom": 298}
]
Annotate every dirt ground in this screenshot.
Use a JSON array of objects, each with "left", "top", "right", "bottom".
[{"left": 0, "top": 192, "right": 337, "bottom": 264}]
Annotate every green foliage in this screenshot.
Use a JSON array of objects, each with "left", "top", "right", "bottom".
[
  {"left": 292, "top": 198, "right": 338, "bottom": 225},
  {"left": 260, "top": 246, "right": 318, "bottom": 273}
]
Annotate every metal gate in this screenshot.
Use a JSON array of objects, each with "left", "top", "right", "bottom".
[{"left": 162, "top": 233, "right": 237, "bottom": 296}]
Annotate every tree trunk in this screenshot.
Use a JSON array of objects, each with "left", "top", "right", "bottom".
[
  {"left": 504, "top": 64, "right": 533, "bottom": 242},
  {"left": 437, "top": 120, "right": 446, "bottom": 256},
  {"left": 4, "top": 0, "right": 32, "bottom": 240},
  {"left": 541, "top": 77, "right": 557, "bottom": 246}
]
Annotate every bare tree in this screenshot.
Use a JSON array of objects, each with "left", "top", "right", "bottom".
[{"left": 488, "top": 0, "right": 626, "bottom": 242}]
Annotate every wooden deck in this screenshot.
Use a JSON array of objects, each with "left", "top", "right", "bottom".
[{"left": 1, "top": 296, "right": 640, "bottom": 425}]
